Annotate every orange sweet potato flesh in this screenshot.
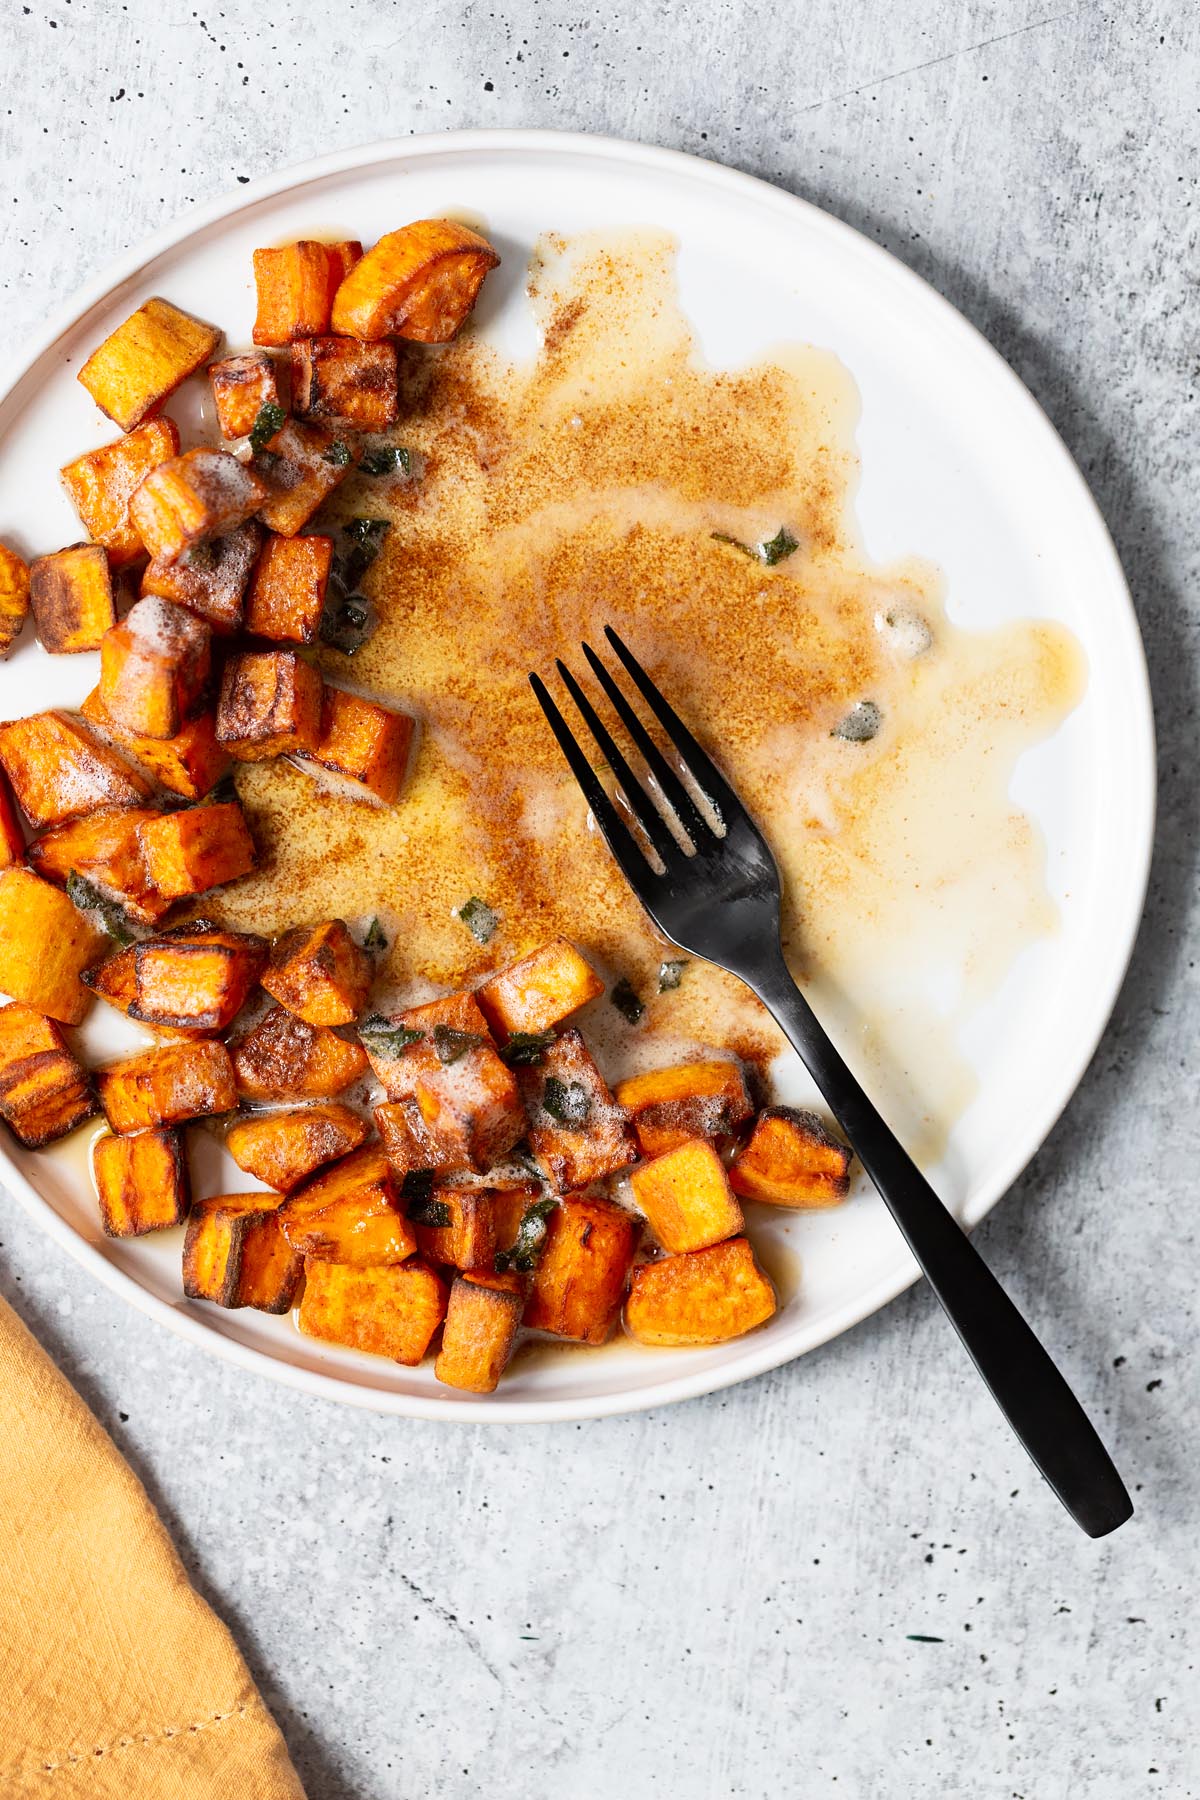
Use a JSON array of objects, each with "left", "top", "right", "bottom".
[
  {"left": 525, "top": 1195, "right": 638, "bottom": 1344},
  {"left": 297, "top": 1258, "right": 446, "bottom": 1364},
  {"left": 628, "top": 1138, "right": 744, "bottom": 1255},
  {"left": 251, "top": 418, "right": 350, "bottom": 537},
  {"left": 60, "top": 418, "right": 181, "bottom": 568},
  {"left": 0, "top": 867, "right": 104, "bottom": 1024},
  {"left": 728, "top": 1107, "right": 852, "bottom": 1208},
  {"left": 97, "top": 1038, "right": 236, "bottom": 1133},
  {"left": 78, "top": 298, "right": 222, "bottom": 432},
  {"left": 208, "top": 351, "right": 280, "bottom": 439},
  {"left": 231, "top": 1004, "right": 368, "bottom": 1101},
  {"left": 280, "top": 1145, "right": 414, "bottom": 1266},
  {"left": 29, "top": 544, "right": 116, "bottom": 654},
  {"left": 81, "top": 688, "right": 231, "bottom": 801},
  {"left": 99, "top": 598, "right": 212, "bottom": 741},
  {"left": 412, "top": 1185, "right": 496, "bottom": 1273},
  {"left": 615, "top": 1059, "right": 754, "bottom": 1158},
  {"left": 226, "top": 1102, "right": 368, "bottom": 1191},
  {"left": 475, "top": 938, "right": 604, "bottom": 1041},
  {"left": 0, "top": 773, "right": 21, "bottom": 868},
  {"left": 183, "top": 1193, "right": 302, "bottom": 1312},
  {"left": 303, "top": 686, "right": 414, "bottom": 806},
  {"left": 291, "top": 336, "right": 398, "bottom": 430},
  {"left": 624, "top": 1238, "right": 777, "bottom": 1346},
  {"left": 331, "top": 220, "right": 499, "bottom": 343},
  {"left": 518, "top": 1028, "right": 637, "bottom": 1192},
  {"left": 373, "top": 1097, "right": 466, "bottom": 1179},
  {"left": 216, "top": 650, "right": 323, "bottom": 760},
  {"left": 0, "top": 711, "right": 151, "bottom": 829},
  {"left": 362, "top": 990, "right": 524, "bottom": 1173},
  {"left": 137, "top": 801, "right": 256, "bottom": 899},
  {"left": 93, "top": 1127, "right": 188, "bottom": 1237},
  {"left": 244, "top": 533, "right": 332, "bottom": 644},
  {"left": 435, "top": 1276, "right": 523, "bottom": 1393},
  {"left": 0, "top": 1001, "right": 95, "bottom": 1148},
  {"left": 260, "top": 919, "right": 372, "bottom": 1027},
  {"left": 131, "top": 925, "right": 267, "bottom": 1031},
  {"left": 128, "top": 449, "right": 268, "bottom": 564},
  {"left": 141, "top": 520, "right": 263, "bottom": 635},
  {"left": 0, "top": 542, "right": 30, "bottom": 656},
  {"left": 28, "top": 806, "right": 171, "bottom": 927},
  {"left": 252, "top": 241, "right": 362, "bottom": 346}
]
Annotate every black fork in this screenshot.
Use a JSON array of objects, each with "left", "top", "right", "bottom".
[{"left": 531, "top": 625, "right": 1132, "bottom": 1539}]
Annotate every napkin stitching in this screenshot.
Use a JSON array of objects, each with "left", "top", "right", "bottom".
[{"left": 20, "top": 1704, "right": 252, "bottom": 1777}]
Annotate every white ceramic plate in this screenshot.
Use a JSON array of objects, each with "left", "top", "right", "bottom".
[{"left": 0, "top": 132, "right": 1154, "bottom": 1420}]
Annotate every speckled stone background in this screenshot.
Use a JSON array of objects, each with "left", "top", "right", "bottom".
[{"left": 0, "top": 4, "right": 1196, "bottom": 1796}]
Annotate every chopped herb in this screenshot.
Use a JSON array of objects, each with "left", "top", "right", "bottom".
[
  {"left": 65, "top": 871, "right": 134, "bottom": 946},
  {"left": 495, "top": 1197, "right": 559, "bottom": 1273},
  {"left": 610, "top": 978, "right": 644, "bottom": 1024},
  {"left": 334, "top": 518, "right": 391, "bottom": 592},
  {"left": 249, "top": 400, "right": 286, "bottom": 452},
  {"left": 358, "top": 1016, "right": 424, "bottom": 1058},
  {"left": 500, "top": 1029, "right": 557, "bottom": 1066},
  {"left": 344, "top": 516, "right": 391, "bottom": 555},
  {"left": 363, "top": 916, "right": 388, "bottom": 954},
  {"left": 400, "top": 1170, "right": 451, "bottom": 1228},
  {"left": 457, "top": 895, "right": 498, "bottom": 944},
  {"left": 432, "top": 1024, "right": 486, "bottom": 1065},
  {"left": 832, "top": 700, "right": 882, "bottom": 743},
  {"left": 710, "top": 525, "right": 800, "bottom": 567},
  {"left": 323, "top": 438, "right": 352, "bottom": 468},
  {"left": 541, "top": 1076, "right": 591, "bottom": 1127},
  {"left": 358, "top": 446, "right": 411, "bottom": 477},
  {"left": 657, "top": 958, "right": 687, "bottom": 992},
  {"left": 905, "top": 1635, "right": 945, "bottom": 1644},
  {"left": 319, "top": 592, "right": 376, "bottom": 656}
]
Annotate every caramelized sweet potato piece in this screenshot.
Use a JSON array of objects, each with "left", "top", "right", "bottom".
[
  {"left": 0, "top": 868, "right": 103, "bottom": 1024},
  {"left": 302, "top": 686, "right": 414, "bottom": 806},
  {"left": 518, "top": 1029, "right": 636, "bottom": 1192},
  {"left": 99, "top": 598, "right": 212, "bottom": 739},
  {"left": 81, "top": 687, "right": 230, "bottom": 800},
  {"left": 59, "top": 419, "right": 181, "bottom": 567},
  {"left": 252, "top": 240, "right": 363, "bottom": 346},
  {"left": 297, "top": 1257, "right": 446, "bottom": 1363},
  {"left": 208, "top": 351, "right": 280, "bottom": 439},
  {"left": 141, "top": 520, "right": 263, "bottom": 634},
  {"left": 729, "top": 1106, "right": 852, "bottom": 1208},
  {"left": 624, "top": 1238, "right": 776, "bottom": 1346},
  {"left": 361, "top": 990, "right": 524, "bottom": 1172},
  {"left": 373, "top": 1097, "right": 465, "bottom": 1179},
  {"left": 78, "top": 298, "right": 221, "bottom": 431},
  {"left": 251, "top": 417, "right": 351, "bottom": 536},
  {"left": 331, "top": 220, "right": 499, "bottom": 343},
  {"left": 524, "top": 1195, "right": 638, "bottom": 1344},
  {"left": 260, "top": 918, "right": 371, "bottom": 1027},
  {"left": 29, "top": 544, "right": 116, "bottom": 654},
  {"left": 0, "top": 711, "right": 151, "bottom": 829},
  {"left": 226, "top": 1101, "right": 367, "bottom": 1192},
  {"left": 628, "top": 1138, "right": 744, "bottom": 1254},
  {"left": 82, "top": 942, "right": 208, "bottom": 1038},
  {"left": 435, "top": 1275, "right": 523, "bottom": 1393},
  {"left": 243, "top": 532, "right": 333, "bottom": 644},
  {"left": 93, "top": 1127, "right": 188, "bottom": 1237},
  {"left": 28, "top": 806, "right": 170, "bottom": 926},
  {"left": 491, "top": 1180, "right": 548, "bottom": 1260},
  {"left": 0, "top": 1002, "right": 95, "bottom": 1147},
  {"left": 614, "top": 1058, "right": 754, "bottom": 1159},
  {"left": 97, "top": 1038, "right": 236, "bottom": 1133},
  {"left": 280, "top": 1145, "right": 413, "bottom": 1266},
  {"left": 183, "top": 1192, "right": 302, "bottom": 1312},
  {"left": 130, "top": 923, "right": 267, "bottom": 1031},
  {"left": 0, "top": 541, "right": 30, "bottom": 656},
  {"left": 290, "top": 336, "right": 399, "bottom": 430},
  {"left": 128, "top": 449, "right": 269, "bottom": 565},
  {"left": 137, "top": 800, "right": 256, "bottom": 899},
  {"left": 231, "top": 1004, "right": 368, "bottom": 1101},
  {"left": 216, "top": 648, "right": 323, "bottom": 759},
  {"left": 476, "top": 937, "right": 604, "bottom": 1041},
  {"left": 412, "top": 1183, "right": 496, "bottom": 1272}
]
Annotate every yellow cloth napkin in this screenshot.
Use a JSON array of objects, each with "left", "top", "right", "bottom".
[{"left": 0, "top": 1293, "right": 307, "bottom": 1797}]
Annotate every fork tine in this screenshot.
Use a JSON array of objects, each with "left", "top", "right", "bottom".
[
  {"left": 528, "top": 674, "right": 662, "bottom": 889},
  {"left": 556, "top": 659, "right": 687, "bottom": 866},
  {"left": 580, "top": 641, "right": 715, "bottom": 847},
  {"left": 603, "top": 625, "right": 742, "bottom": 824}
]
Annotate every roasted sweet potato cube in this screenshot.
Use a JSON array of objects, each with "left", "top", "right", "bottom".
[
  {"left": 0, "top": 541, "right": 30, "bottom": 656},
  {"left": 226, "top": 1102, "right": 368, "bottom": 1192},
  {"left": 0, "top": 711, "right": 150, "bottom": 829},
  {"left": 297, "top": 1258, "right": 446, "bottom": 1364},
  {"left": 231, "top": 1004, "right": 368, "bottom": 1101},
  {"left": 412, "top": 1184, "right": 496, "bottom": 1272},
  {"left": 251, "top": 418, "right": 351, "bottom": 536},
  {"left": 183, "top": 1193, "right": 302, "bottom": 1312},
  {"left": 208, "top": 351, "right": 280, "bottom": 439},
  {"left": 137, "top": 801, "right": 255, "bottom": 899},
  {"left": 243, "top": 533, "right": 333, "bottom": 644},
  {"left": 279, "top": 1145, "right": 413, "bottom": 1266},
  {"left": 624, "top": 1238, "right": 776, "bottom": 1346},
  {"left": 80, "top": 943, "right": 210, "bottom": 1038},
  {"left": 491, "top": 1180, "right": 547, "bottom": 1258},
  {"left": 302, "top": 686, "right": 414, "bottom": 806},
  {"left": 59, "top": 419, "right": 181, "bottom": 568},
  {"left": 78, "top": 298, "right": 221, "bottom": 432},
  {"left": 729, "top": 1106, "right": 853, "bottom": 1208},
  {"left": 331, "top": 220, "right": 499, "bottom": 343},
  {"left": 216, "top": 649, "right": 323, "bottom": 760},
  {"left": 93, "top": 1127, "right": 188, "bottom": 1237},
  {"left": 99, "top": 598, "right": 212, "bottom": 740},
  {"left": 81, "top": 687, "right": 230, "bottom": 801},
  {"left": 524, "top": 1195, "right": 638, "bottom": 1344},
  {"left": 628, "top": 1139, "right": 744, "bottom": 1254},
  {"left": 141, "top": 520, "right": 263, "bottom": 635},
  {"left": 260, "top": 918, "right": 371, "bottom": 1027},
  {"left": 97, "top": 1038, "right": 236, "bottom": 1133},
  {"left": 252, "top": 240, "right": 363, "bottom": 346},
  {"left": 374, "top": 1097, "right": 466, "bottom": 1179},
  {"left": 362, "top": 991, "right": 524, "bottom": 1173},
  {"left": 615, "top": 1058, "right": 754, "bottom": 1159},
  {"left": 131, "top": 924, "right": 267, "bottom": 1031},
  {"left": 128, "top": 449, "right": 268, "bottom": 565},
  {"left": 291, "top": 336, "right": 399, "bottom": 430},
  {"left": 0, "top": 868, "right": 103, "bottom": 1024},
  {"left": 29, "top": 544, "right": 116, "bottom": 654},
  {"left": 518, "top": 1029, "right": 636, "bottom": 1192},
  {"left": 0, "top": 1002, "right": 95, "bottom": 1147},
  {"left": 28, "top": 806, "right": 170, "bottom": 926},
  {"left": 435, "top": 1276, "right": 523, "bottom": 1393},
  {"left": 476, "top": 938, "right": 604, "bottom": 1041}
]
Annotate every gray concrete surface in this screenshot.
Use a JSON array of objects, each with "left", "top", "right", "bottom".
[{"left": 0, "top": 3, "right": 1196, "bottom": 1795}]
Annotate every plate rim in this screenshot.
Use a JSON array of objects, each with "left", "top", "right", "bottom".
[{"left": 0, "top": 128, "right": 1156, "bottom": 1422}]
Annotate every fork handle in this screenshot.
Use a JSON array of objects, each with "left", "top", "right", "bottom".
[{"left": 749, "top": 951, "right": 1132, "bottom": 1539}]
